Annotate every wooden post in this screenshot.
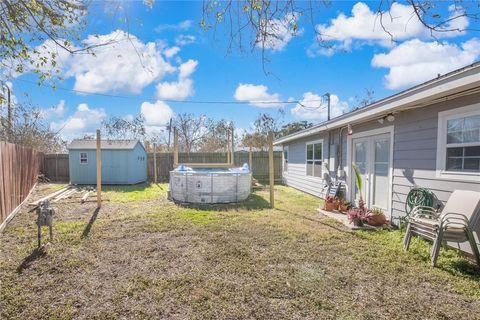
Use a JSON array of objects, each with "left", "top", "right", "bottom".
[
  {"left": 226, "top": 133, "right": 231, "bottom": 164},
  {"left": 231, "top": 128, "right": 235, "bottom": 166},
  {"left": 173, "top": 127, "right": 178, "bottom": 166},
  {"left": 249, "top": 146, "right": 253, "bottom": 171},
  {"left": 268, "top": 132, "right": 274, "bottom": 208},
  {"left": 96, "top": 129, "right": 101, "bottom": 208},
  {"left": 153, "top": 142, "right": 157, "bottom": 183}
]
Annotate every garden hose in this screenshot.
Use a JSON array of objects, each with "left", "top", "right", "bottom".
[{"left": 405, "top": 187, "right": 434, "bottom": 217}]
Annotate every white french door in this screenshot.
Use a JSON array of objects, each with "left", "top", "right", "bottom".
[{"left": 351, "top": 133, "right": 391, "bottom": 213}]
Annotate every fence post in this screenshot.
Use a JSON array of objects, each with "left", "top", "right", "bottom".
[
  {"left": 268, "top": 132, "right": 274, "bottom": 208},
  {"left": 249, "top": 146, "right": 253, "bottom": 171},
  {"left": 96, "top": 129, "right": 102, "bottom": 208},
  {"left": 55, "top": 153, "right": 58, "bottom": 182},
  {"left": 173, "top": 127, "right": 178, "bottom": 166},
  {"left": 153, "top": 143, "right": 157, "bottom": 183}
]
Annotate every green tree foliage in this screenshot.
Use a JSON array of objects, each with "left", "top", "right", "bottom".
[{"left": 0, "top": 0, "right": 89, "bottom": 81}]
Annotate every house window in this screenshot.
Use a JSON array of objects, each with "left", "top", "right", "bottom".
[
  {"left": 437, "top": 104, "right": 480, "bottom": 180},
  {"left": 80, "top": 152, "right": 88, "bottom": 165},
  {"left": 306, "top": 140, "right": 323, "bottom": 177},
  {"left": 283, "top": 146, "right": 289, "bottom": 172}
]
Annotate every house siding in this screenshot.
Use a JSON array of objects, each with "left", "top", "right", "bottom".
[{"left": 283, "top": 93, "right": 480, "bottom": 254}]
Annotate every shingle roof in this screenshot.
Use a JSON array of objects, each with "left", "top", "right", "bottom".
[{"left": 68, "top": 139, "right": 141, "bottom": 150}]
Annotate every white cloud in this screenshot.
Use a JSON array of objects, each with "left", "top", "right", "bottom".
[
  {"left": 51, "top": 103, "right": 106, "bottom": 137},
  {"left": 140, "top": 100, "right": 173, "bottom": 127},
  {"left": 175, "top": 34, "right": 196, "bottom": 46},
  {"left": 234, "top": 83, "right": 284, "bottom": 108},
  {"left": 257, "top": 13, "right": 301, "bottom": 52},
  {"left": 291, "top": 92, "right": 349, "bottom": 121},
  {"left": 42, "top": 100, "right": 66, "bottom": 118},
  {"left": 155, "top": 20, "right": 193, "bottom": 32},
  {"left": 372, "top": 38, "right": 480, "bottom": 89},
  {"left": 67, "top": 30, "right": 175, "bottom": 94},
  {"left": 163, "top": 46, "right": 180, "bottom": 58},
  {"left": 155, "top": 59, "right": 198, "bottom": 100},
  {"left": 311, "top": 2, "right": 469, "bottom": 56},
  {"left": 178, "top": 59, "right": 197, "bottom": 78},
  {"left": 27, "top": 30, "right": 175, "bottom": 94}
]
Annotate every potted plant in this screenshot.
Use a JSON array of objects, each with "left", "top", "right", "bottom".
[
  {"left": 339, "top": 200, "right": 351, "bottom": 213},
  {"left": 365, "top": 207, "right": 387, "bottom": 226},
  {"left": 352, "top": 163, "right": 365, "bottom": 210},
  {"left": 333, "top": 196, "right": 341, "bottom": 210},
  {"left": 347, "top": 163, "right": 368, "bottom": 226},
  {"left": 324, "top": 196, "right": 336, "bottom": 211},
  {"left": 347, "top": 206, "right": 368, "bottom": 226}
]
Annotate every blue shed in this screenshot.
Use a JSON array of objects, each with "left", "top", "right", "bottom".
[{"left": 67, "top": 139, "right": 147, "bottom": 185}]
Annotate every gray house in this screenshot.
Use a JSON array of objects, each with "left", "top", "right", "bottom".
[
  {"left": 274, "top": 62, "right": 480, "bottom": 237},
  {"left": 67, "top": 140, "right": 147, "bottom": 185}
]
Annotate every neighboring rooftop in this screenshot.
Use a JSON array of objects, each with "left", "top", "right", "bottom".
[{"left": 67, "top": 139, "right": 141, "bottom": 150}]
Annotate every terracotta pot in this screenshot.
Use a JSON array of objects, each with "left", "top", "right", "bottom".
[
  {"left": 324, "top": 202, "right": 335, "bottom": 211},
  {"left": 339, "top": 204, "right": 349, "bottom": 213},
  {"left": 333, "top": 201, "right": 340, "bottom": 210},
  {"left": 366, "top": 213, "right": 387, "bottom": 226}
]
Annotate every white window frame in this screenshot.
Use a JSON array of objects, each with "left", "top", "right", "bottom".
[
  {"left": 283, "top": 146, "right": 289, "bottom": 173},
  {"left": 436, "top": 103, "right": 480, "bottom": 182},
  {"left": 79, "top": 152, "right": 88, "bottom": 165},
  {"left": 305, "top": 139, "right": 323, "bottom": 178}
]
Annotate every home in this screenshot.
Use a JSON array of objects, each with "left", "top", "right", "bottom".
[
  {"left": 67, "top": 139, "right": 147, "bottom": 185},
  {"left": 274, "top": 62, "right": 480, "bottom": 235}
]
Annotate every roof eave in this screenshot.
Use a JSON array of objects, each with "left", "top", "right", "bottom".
[{"left": 274, "top": 62, "right": 480, "bottom": 145}]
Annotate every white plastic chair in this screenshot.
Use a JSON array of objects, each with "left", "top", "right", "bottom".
[{"left": 403, "top": 190, "right": 480, "bottom": 266}]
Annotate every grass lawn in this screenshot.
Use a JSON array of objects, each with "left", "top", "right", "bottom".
[{"left": 1, "top": 183, "right": 480, "bottom": 319}]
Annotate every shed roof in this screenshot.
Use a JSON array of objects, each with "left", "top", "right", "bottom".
[{"left": 68, "top": 139, "right": 141, "bottom": 150}]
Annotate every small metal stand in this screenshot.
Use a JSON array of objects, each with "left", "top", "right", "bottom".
[{"left": 36, "top": 200, "right": 54, "bottom": 247}]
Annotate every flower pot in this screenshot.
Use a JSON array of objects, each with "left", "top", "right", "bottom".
[
  {"left": 333, "top": 201, "right": 340, "bottom": 210},
  {"left": 339, "top": 204, "right": 349, "bottom": 213},
  {"left": 366, "top": 213, "right": 387, "bottom": 226},
  {"left": 324, "top": 202, "right": 335, "bottom": 211}
]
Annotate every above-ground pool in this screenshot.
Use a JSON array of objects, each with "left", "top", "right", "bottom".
[{"left": 169, "top": 164, "right": 252, "bottom": 203}]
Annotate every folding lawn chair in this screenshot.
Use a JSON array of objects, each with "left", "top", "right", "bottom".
[{"left": 403, "top": 190, "right": 480, "bottom": 266}]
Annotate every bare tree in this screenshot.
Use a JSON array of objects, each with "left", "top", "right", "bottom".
[
  {"left": 199, "top": 119, "right": 234, "bottom": 152},
  {"left": 241, "top": 112, "right": 284, "bottom": 150},
  {"left": 173, "top": 113, "right": 212, "bottom": 153},
  {"left": 0, "top": 100, "right": 65, "bottom": 152},
  {"left": 354, "top": 88, "right": 375, "bottom": 109},
  {"left": 102, "top": 115, "right": 147, "bottom": 140}
]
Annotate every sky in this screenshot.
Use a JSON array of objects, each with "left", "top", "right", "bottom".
[{"left": 5, "top": 1, "right": 480, "bottom": 141}]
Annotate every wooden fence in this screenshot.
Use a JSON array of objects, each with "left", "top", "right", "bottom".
[
  {"left": 43, "top": 151, "right": 283, "bottom": 183},
  {"left": 0, "top": 141, "right": 44, "bottom": 228},
  {"left": 43, "top": 154, "right": 69, "bottom": 182}
]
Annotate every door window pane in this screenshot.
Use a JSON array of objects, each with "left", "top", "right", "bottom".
[
  {"left": 353, "top": 142, "right": 367, "bottom": 202},
  {"left": 372, "top": 139, "right": 390, "bottom": 210}
]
